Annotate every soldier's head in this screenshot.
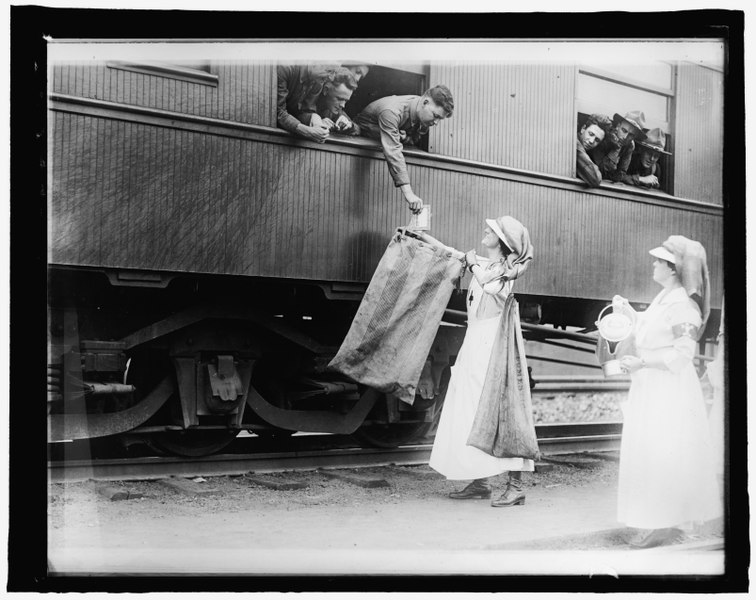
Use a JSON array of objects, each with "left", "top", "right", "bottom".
[
  {"left": 418, "top": 85, "right": 454, "bottom": 127},
  {"left": 321, "top": 67, "right": 358, "bottom": 112},
  {"left": 341, "top": 63, "right": 370, "bottom": 83},
  {"left": 608, "top": 110, "right": 647, "bottom": 147},
  {"left": 579, "top": 114, "right": 612, "bottom": 150},
  {"left": 636, "top": 127, "right": 672, "bottom": 168}
]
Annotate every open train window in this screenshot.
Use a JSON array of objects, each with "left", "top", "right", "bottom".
[
  {"left": 344, "top": 64, "right": 428, "bottom": 150},
  {"left": 106, "top": 60, "right": 218, "bottom": 87},
  {"left": 576, "top": 111, "right": 674, "bottom": 195},
  {"left": 577, "top": 64, "right": 674, "bottom": 195}
]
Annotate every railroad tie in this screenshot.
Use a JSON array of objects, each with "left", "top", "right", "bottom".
[
  {"left": 95, "top": 482, "right": 144, "bottom": 502},
  {"left": 243, "top": 475, "right": 309, "bottom": 491},
  {"left": 156, "top": 476, "right": 222, "bottom": 497},
  {"left": 318, "top": 469, "right": 390, "bottom": 489}
]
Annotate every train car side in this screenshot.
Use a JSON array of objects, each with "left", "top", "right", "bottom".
[{"left": 47, "top": 54, "right": 724, "bottom": 454}]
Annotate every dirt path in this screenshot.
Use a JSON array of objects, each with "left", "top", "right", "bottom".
[{"left": 47, "top": 459, "right": 724, "bottom": 578}]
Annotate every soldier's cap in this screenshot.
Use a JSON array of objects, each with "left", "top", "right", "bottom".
[
  {"left": 637, "top": 127, "right": 672, "bottom": 155},
  {"left": 612, "top": 110, "right": 648, "bottom": 141}
]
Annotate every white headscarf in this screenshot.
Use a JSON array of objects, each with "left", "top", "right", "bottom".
[
  {"left": 485, "top": 215, "right": 534, "bottom": 281},
  {"left": 661, "top": 235, "right": 711, "bottom": 335}
]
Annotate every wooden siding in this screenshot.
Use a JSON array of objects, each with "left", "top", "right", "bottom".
[
  {"left": 673, "top": 64, "right": 724, "bottom": 204},
  {"left": 50, "top": 109, "right": 722, "bottom": 305},
  {"left": 429, "top": 63, "right": 575, "bottom": 177},
  {"left": 50, "top": 61, "right": 276, "bottom": 126},
  {"left": 411, "top": 168, "right": 722, "bottom": 304}
]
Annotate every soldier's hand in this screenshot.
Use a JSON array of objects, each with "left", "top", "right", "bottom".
[
  {"left": 301, "top": 124, "right": 329, "bottom": 143},
  {"left": 334, "top": 115, "right": 352, "bottom": 130},
  {"left": 403, "top": 192, "right": 423, "bottom": 214}
]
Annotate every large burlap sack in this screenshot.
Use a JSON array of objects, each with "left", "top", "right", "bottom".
[
  {"left": 466, "top": 295, "right": 540, "bottom": 459},
  {"left": 328, "top": 229, "right": 464, "bottom": 405}
]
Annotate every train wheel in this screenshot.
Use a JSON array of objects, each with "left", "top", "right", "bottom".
[
  {"left": 127, "top": 351, "right": 241, "bottom": 457},
  {"left": 352, "top": 394, "right": 440, "bottom": 449},
  {"left": 354, "top": 370, "right": 450, "bottom": 449},
  {"left": 147, "top": 429, "right": 239, "bottom": 457}
]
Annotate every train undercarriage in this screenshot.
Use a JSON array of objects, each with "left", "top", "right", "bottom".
[
  {"left": 47, "top": 266, "right": 713, "bottom": 457},
  {"left": 46, "top": 267, "right": 458, "bottom": 455}
]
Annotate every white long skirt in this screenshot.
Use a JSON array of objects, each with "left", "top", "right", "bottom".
[
  {"left": 617, "top": 362, "right": 722, "bottom": 528},
  {"left": 429, "top": 315, "right": 534, "bottom": 480}
]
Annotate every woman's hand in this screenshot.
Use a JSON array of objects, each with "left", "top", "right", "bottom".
[
  {"left": 464, "top": 250, "right": 478, "bottom": 268},
  {"left": 619, "top": 355, "right": 644, "bottom": 374},
  {"left": 612, "top": 295, "right": 632, "bottom": 314}
]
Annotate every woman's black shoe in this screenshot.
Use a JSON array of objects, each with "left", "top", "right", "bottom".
[
  {"left": 490, "top": 487, "right": 526, "bottom": 507},
  {"left": 449, "top": 480, "right": 491, "bottom": 499},
  {"left": 491, "top": 477, "right": 525, "bottom": 507}
]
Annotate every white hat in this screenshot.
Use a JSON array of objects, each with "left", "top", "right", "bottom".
[
  {"left": 649, "top": 246, "right": 676, "bottom": 264},
  {"left": 485, "top": 218, "right": 513, "bottom": 252}
]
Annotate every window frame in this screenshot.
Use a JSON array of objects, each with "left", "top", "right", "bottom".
[
  {"left": 342, "top": 63, "right": 429, "bottom": 150},
  {"left": 576, "top": 62, "right": 677, "bottom": 195},
  {"left": 106, "top": 61, "right": 219, "bottom": 87}
]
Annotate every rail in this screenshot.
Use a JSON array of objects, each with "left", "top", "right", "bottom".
[
  {"left": 533, "top": 375, "right": 630, "bottom": 392},
  {"left": 48, "top": 422, "right": 623, "bottom": 483}
]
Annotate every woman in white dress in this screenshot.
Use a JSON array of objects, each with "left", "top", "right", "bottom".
[
  {"left": 615, "top": 236, "right": 722, "bottom": 548},
  {"left": 428, "top": 216, "right": 536, "bottom": 507}
]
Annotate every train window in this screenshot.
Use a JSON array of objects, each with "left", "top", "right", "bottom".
[
  {"left": 106, "top": 61, "right": 219, "bottom": 87},
  {"left": 577, "top": 71, "right": 671, "bottom": 131},
  {"left": 344, "top": 64, "right": 428, "bottom": 150},
  {"left": 577, "top": 111, "right": 673, "bottom": 194},
  {"left": 595, "top": 62, "right": 674, "bottom": 90},
  {"left": 577, "top": 64, "right": 675, "bottom": 194},
  {"left": 344, "top": 64, "right": 426, "bottom": 117}
]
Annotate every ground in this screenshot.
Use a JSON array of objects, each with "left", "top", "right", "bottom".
[
  {"left": 47, "top": 455, "right": 725, "bottom": 580},
  {"left": 45, "top": 391, "right": 725, "bottom": 580}
]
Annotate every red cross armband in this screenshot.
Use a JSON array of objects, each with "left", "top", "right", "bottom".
[{"left": 672, "top": 322, "right": 699, "bottom": 340}]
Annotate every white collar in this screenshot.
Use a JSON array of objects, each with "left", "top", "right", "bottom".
[{"left": 656, "top": 285, "right": 687, "bottom": 306}]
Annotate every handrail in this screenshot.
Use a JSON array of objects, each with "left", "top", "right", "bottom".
[
  {"left": 444, "top": 308, "right": 599, "bottom": 344},
  {"left": 443, "top": 308, "right": 714, "bottom": 362}
]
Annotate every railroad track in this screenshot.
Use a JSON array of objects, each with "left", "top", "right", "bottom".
[
  {"left": 48, "top": 421, "right": 622, "bottom": 483},
  {"left": 532, "top": 375, "right": 630, "bottom": 393}
]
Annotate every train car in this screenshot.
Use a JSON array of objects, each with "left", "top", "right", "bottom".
[{"left": 47, "top": 40, "right": 725, "bottom": 456}]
